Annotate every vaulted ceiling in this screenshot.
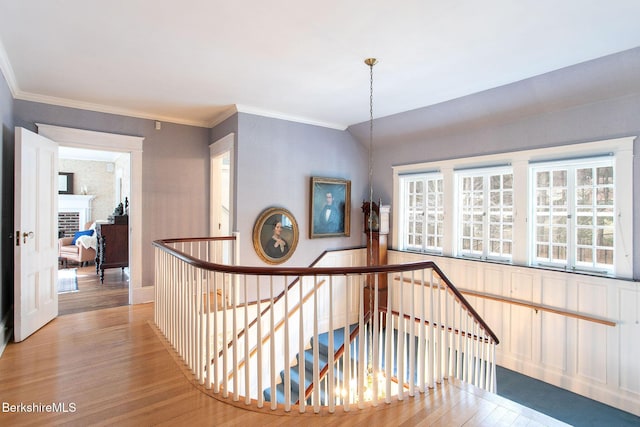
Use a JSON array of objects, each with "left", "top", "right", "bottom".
[{"left": 1, "top": 1, "right": 639, "bottom": 137}]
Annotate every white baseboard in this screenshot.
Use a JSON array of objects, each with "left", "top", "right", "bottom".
[
  {"left": 133, "top": 285, "right": 154, "bottom": 305},
  {"left": 0, "top": 306, "right": 13, "bottom": 358}
]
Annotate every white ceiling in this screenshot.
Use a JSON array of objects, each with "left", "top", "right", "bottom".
[{"left": 1, "top": 1, "right": 640, "bottom": 130}]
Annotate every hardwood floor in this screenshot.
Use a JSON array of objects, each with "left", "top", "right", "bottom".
[
  {"left": 58, "top": 264, "right": 129, "bottom": 316},
  {"left": 0, "top": 304, "right": 569, "bottom": 426}
]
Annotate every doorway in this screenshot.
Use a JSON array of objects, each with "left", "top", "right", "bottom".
[
  {"left": 209, "top": 133, "right": 235, "bottom": 303},
  {"left": 57, "top": 147, "right": 130, "bottom": 315},
  {"left": 210, "top": 133, "right": 234, "bottom": 240},
  {"left": 37, "top": 124, "right": 145, "bottom": 306}
]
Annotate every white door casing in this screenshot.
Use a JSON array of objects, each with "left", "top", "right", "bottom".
[
  {"left": 14, "top": 127, "right": 59, "bottom": 342},
  {"left": 36, "top": 124, "right": 147, "bottom": 304}
]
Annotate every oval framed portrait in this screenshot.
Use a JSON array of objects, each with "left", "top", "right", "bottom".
[{"left": 253, "top": 207, "right": 299, "bottom": 264}]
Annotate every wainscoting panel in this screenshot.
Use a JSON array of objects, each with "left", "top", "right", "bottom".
[
  {"left": 576, "top": 281, "right": 609, "bottom": 384},
  {"left": 481, "top": 266, "right": 506, "bottom": 345},
  {"left": 539, "top": 311, "right": 567, "bottom": 372},
  {"left": 386, "top": 251, "right": 640, "bottom": 416},
  {"left": 540, "top": 277, "right": 568, "bottom": 372},
  {"left": 509, "top": 271, "right": 533, "bottom": 301},
  {"left": 617, "top": 287, "right": 640, "bottom": 393},
  {"left": 483, "top": 266, "right": 504, "bottom": 295},
  {"left": 576, "top": 320, "right": 608, "bottom": 384},
  {"left": 508, "top": 304, "right": 534, "bottom": 360},
  {"left": 507, "top": 271, "right": 534, "bottom": 360}
]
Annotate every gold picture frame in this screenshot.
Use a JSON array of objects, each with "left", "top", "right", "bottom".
[
  {"left": 253, "top": 207, "right": 299, "bottom": 264},
  {"left": 309, "top": 177, "right": 351, "bottom": 238}
]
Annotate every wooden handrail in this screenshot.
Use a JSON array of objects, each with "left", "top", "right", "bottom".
[
  {"left": 156, "top": 237, "right": 500, "bottom": 344},
  {"left": 390, "top": 309, "right": 494, "bottom": 343},
  {"left": 155, "top": 238, "right": 451, "bottom": 276},
  {"left": 394, "top": 276, "right": 616, "bottom": 327},
  {"left": 461, "top": 289, "right": 617, "bottom": 327},
  {"left": 391, "top": 270, "right": 500, "bottom": 344}
]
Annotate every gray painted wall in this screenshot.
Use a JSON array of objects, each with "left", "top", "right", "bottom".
[
  {"left": 7, "top": 96, "right": 369, "bottom": 301},
  {"left": 13, "top": 100, "right": 211, "bottom": 286},
  {"left": 234, "top": 113, "right": 368, "bottom": 268},
  {"left": 0, "top": 69, "right": 14, "bottom": 327},
  {"left": 346, "top": 49, "right": 640, "bottom": 279}
]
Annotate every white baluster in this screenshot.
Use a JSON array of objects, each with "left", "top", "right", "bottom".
[
  {"left": 283, "top": 275, "right": 291, "bottom": 411},
  {"left": 343, "top": 275, "right": 351, "bottom": 411},
  {"left": 313, "top": 276, "right": 320, "bottom": 412},
  {"left": 372, "top": 271, "right": 379, "bottom": 406},
  {"left": 408, "top": 271, "right": 415, "bottom": 397},
  {"left": 328, "top": 275, "right": 335, "bottom": 413},
  {"left": 418, "top": 269, "right": 426, "bottom": 392},
  {"left": 269, "top": 276, "right": 276, "bottom": 410},
  {"left": 256, "top": 276, "right": 263, "bottom": 408},
  {"left": 298, "top": 275, "right": 305, "bottom": 413},
  {"left": 244, "top": 275, "right": 251, "bottom": 404}
]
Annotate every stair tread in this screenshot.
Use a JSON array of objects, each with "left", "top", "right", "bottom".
[
  {"left": 313, "top": 324, "right": 358, "bottom": 354},
  {"left": 263, "top": 323, "right": 361, "bottom": 405}
]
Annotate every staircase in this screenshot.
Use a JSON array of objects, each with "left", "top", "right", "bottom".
[
  {"left": 263, "top": 323, "right": 484, "bottom": 406},
  {"left": 263, "top": 324, "right": 357, "bottom": 405},
  {"left": 155, "top": 239, "right": 500, "bottom": 411}
]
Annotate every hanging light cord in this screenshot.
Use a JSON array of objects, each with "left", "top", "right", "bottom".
[
  {"left": 368, "top": 60, "right": 375, "bottom": 261},
  {"left": 365, "top": 58, "right": 377, "bottom": 261},
  {"left": 365, "top": 57, "right": 377, "bottom": 376}
]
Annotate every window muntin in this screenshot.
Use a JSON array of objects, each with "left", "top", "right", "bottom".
[
  {"left": 393, "top": 137, "right": 633, "bottom": 279},
  {"left": 457, "top": 168, "right": 513, "bottom": 261},
  {"left": 531, "top": 158, "right": 615, "bottom": 273},
  {"left": 400, "top": 174, "right": 443, "bottom": 253}
]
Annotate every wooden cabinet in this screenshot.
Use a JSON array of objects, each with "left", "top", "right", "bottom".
[{"left": 95, "top": 223, "right": 128, "bottom": 283}]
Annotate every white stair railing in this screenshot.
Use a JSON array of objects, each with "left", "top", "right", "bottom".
[{"left": 153, "top": 237, "right": 499, "bottom": 414}]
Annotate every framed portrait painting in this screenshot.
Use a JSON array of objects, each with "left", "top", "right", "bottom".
[
  {"left": 253, "top": 207, "right": 299, "bottom": 264},
  {"left": 309, "top": 177, "right": 351, "bottom": 238}
]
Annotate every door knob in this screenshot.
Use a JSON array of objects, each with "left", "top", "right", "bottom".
[{"left": 22, "top": 231, "right": 34, "bottom": 244}]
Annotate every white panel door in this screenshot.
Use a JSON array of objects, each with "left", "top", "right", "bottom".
[{"left": 14, "top": 127, "right": 59, "bottom": 342}]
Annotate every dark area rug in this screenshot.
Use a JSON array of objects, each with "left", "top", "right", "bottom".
[{"left": 496, "top": 366, "right": 640, "bottom": 426}]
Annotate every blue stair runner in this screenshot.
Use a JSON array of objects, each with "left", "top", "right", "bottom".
[
  {"left": 263, "top": 324, "right": 357, "bottom": 404},
  {"left": 263, "top": 325, "right": 454, "bottom": 404}
]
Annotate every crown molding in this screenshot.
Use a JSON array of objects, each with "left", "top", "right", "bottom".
[
  {"left": 15, "top": 90, "right": 212, "bottom": 128},
  {"left": 206, "top": 105, "right": 239, "bottom": 128},
  {"left": 1, "top": 38, "right": 209, "bottom": 128},
  {"left": 2, "top": 37, "right": 344, "bottom": 131},
  {"left": 235, "top": 104, "right": 347, "bottom": 131}
]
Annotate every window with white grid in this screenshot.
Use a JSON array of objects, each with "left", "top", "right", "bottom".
[
  {"left": 457, "top": 168, "right": 513, "bottom": 261},
  {"left": 399, "top": 174, "right": 443, "bottom": 253},
  {"left": 393, "top": 137, "right": 633, "bottom": 279},
  {"left": 531, "top": 157, "right": 615, "bottom": 274}
]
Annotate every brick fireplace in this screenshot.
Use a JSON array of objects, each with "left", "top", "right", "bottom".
[
  {"left": 58, "top": 194, "right": 96, "bottom": 236},
  {"left": 58, "top": 212, "right": 80, "bottom": 238}
]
